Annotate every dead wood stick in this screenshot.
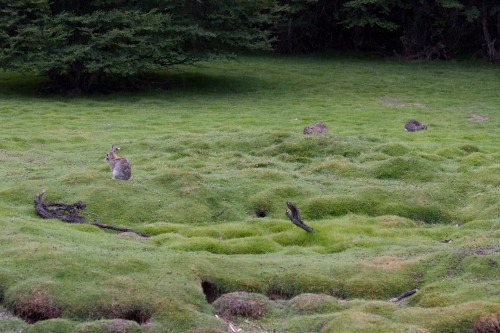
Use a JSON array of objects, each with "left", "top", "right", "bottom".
[
  {"left": 390, "top": 288, "right": 418, "bottom": 302},
  {"left": 34, "top": 192, "right": 150, "bottom": 238},
  {"left": 285, "top": 201, "right": 314, "bottom": 233},
  {"left": 90, "top": 221, "right": 150, "bottom": 238},
  {"left": 212, "top": 207, "right": 229, "bottom": 219},
  {"left": 34, "top": 192, "right": 86, "bottom": 223}
]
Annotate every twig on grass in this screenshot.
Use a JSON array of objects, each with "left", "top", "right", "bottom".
[
  {"left": 89, "top": 221, "right": 150, "bottom": 238},
  {"left": 212, "top": 207, "right": 229, "bottom": 219},
  {"left": 390, "top": 288, "right": 418, "bottom": 302},
  {"left": 34, "top": 192, "right": 150, "bottom": 238}
]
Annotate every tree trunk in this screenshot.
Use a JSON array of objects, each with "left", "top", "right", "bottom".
[{"left": 480, "top": 1, "right": 499, "bottom": 61}]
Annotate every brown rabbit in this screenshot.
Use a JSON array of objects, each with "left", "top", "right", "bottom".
[
  {"left": 105, "top": 145, "right": 131, "bottom": 180},
  {"left": 405, "top": 119, "right": 427, "bottom": 132},
  {"left": 303, "top": 122, "right": 327, "bottom": 134}
]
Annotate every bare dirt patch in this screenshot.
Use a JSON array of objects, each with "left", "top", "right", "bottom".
[
  {"left": 379, "top": 97, "right": 426, "bottom": 108},
  {"left": 362, "top": 256, "right": 406, "bottom": 271},
  {"left": 467, "top": 114, "right": 489, "bottom": 122}
]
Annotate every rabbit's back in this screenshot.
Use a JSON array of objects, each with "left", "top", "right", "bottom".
[
  {"left": 111, "top": 158, "right": 131, "bottom": 180},
  {"left": 304, "top": 122, "right": 327, "bottom": 134},
  {"left": 405, "top": 119, "right": 427, "bottom": 131}
]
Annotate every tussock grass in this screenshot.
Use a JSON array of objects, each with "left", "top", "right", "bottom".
[{"left": 0, "top": 55, "right": 499, "bottom": 332}]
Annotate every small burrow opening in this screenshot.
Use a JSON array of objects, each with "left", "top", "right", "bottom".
[
  {"left": 255, "top": 208, "right": 268, "bottom": 218},
  {"left": 202, "top": 280, "right": 222, "bottom": 304},
  {"left": 110, "top": 306, "right": 152, "bottom": 325},
  {"left": 266, "top": 287, "right": 293, "bottom": 301}
]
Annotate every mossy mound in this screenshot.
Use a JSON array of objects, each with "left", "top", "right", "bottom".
[
  {"left": 24, "top": 319, "right": 77, "bottom": 333},
  {"left": 376, "top": 143, "right": 411, "bottom": 156},
  {"left": 372, "top": 157, "right": 437, "bottom": 181},
  {"left": 74, "top": 319, "right": 145, "bottom": 333},
  {"left": 288, "top": 293, "right": 344, "bottom": 315},
  {"left": 212, "top": 292, "right": 271, "bottom": 320}
]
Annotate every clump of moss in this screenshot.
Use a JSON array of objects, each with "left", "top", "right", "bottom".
[
  {"left": 264, "top": 135, "right": 367, "bottom": 159},
  {"left": 383, "top": 202, "right": 452, "bottom": 224},
  {"left": 27, "top": 318, "right": 78, "bottom": 333},
  {"left": 459, "top": 144, "right": 481, "bottom": 154},
  {"left": 0, "top": 317, "right": 29, "bottom": 333},
  {"left": 170, "top": 236, "right": 282, "bottom": 255},
  {"left": 461, "top": 153, "right": 491, "bottom": 167},
  {"left": 372, "top": 157, "right": 436, "bottom": 181},
  {"left": 303, "top": 195, "right": 363, "bottom": 219},
  {"left": 321, "top": 310, "right": 415, "bottom": 332},
  {"left": 288, "top": 293, "right": 344, "bottom": 315},
  {"left": 74, "top": 319, "right": 145, "bottom": 333},
  {"left": 376, "top": 143, "right": 410, "bottom": 156},
  {"left": 305, "top": 158, "right": 365, "bottom": 178}
]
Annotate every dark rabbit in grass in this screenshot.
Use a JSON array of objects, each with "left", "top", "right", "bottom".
[
  {"left": 405, "top": 119, "right": 427, "bottom": 132},
  {"left": 105, "top": 145, "right": 131, "bottom": 180},
  {"left": 304, "top": 122, "right": 327, "bottom": 134}
]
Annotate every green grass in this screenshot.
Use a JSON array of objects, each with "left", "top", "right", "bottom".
[{"left": 0, "top": 55, "right": 499, "bottom": 332}]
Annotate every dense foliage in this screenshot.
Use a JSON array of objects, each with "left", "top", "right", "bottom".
[
  {"left": 0, "top": 0, "right": 275, "bottom": 92},
  {"left": 1, "top": 0, "right": 498, "bottom": 92},
  {"left": 275, "top": 0, "right": 500, "bottom": 61}
]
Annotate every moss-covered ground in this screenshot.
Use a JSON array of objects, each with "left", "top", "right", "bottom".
[{"left": 0, "top": 55, "right": 498, "bottom": 332}]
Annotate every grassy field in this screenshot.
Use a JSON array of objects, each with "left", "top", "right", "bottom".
[{"left": 0, "top": 55, "right": 499, "bottom": 333}]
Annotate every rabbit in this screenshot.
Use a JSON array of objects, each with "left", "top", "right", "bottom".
[
  {"left": 405, "top": 119, "right": 427, "bottom": 132},
  {"left": 105, "top": 145, "right": 131, "bottom": 180},
  {"left": 304, "top": 122, "right": 327, "bottom": 134}
]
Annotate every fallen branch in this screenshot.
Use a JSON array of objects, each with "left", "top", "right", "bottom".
[
  {"left": 285, "top": 201, "right": 314, "bottom": 233},
  {"left": 34, "top": 192, "right": 150, "bottom": 238},
  {"left": 34, "top": 192, "right": 86, "bottom": 223},
  {"left": 89, "top": 221, "right": 150, "bottom": 238},
  {"left": 390, "top": 288, "right": 418, "bottom": 302}
]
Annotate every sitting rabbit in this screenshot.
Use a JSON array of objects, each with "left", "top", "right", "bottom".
[
  {"left": 405, "top": 119, "right": 427, "bottom": 132},
  {"left": 105, "top": 145, "right": 131, "bottom": 180},
  {"left": 304, "top": 122, "right": 327, "bottom": 134}
]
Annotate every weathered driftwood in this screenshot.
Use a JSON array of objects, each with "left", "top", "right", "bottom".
[
  {"left": 34, "top": 192, "right": 149, "bottom": 238},
  {"left": 285, "top": 201, "right": 314, "bottom": 233},
  {"left": 390, "top": 288, "right": 418, "bottom": 302}
]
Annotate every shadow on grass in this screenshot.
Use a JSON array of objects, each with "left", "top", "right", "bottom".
[{"left": 0, "top": 70, "right": 271, "bottom": 99}]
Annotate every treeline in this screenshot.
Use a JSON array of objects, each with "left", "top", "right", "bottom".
[
  {"left": 274, "top": 0, "right": 500, "bottom": 61},
  {"left": 1, "top": 0, "right": 497, "bottom": 93}
]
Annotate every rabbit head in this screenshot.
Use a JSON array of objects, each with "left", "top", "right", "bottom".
[{"left": 105, "top": 145, "right": 119, "bottom": 162}]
